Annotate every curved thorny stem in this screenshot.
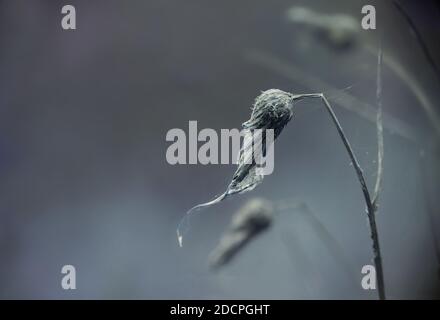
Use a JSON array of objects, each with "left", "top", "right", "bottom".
[{"left": 295, "top": 93, "right": 386, "bottom": 300}]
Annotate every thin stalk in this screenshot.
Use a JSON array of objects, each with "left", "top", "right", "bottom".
[
  {"left": 373, "top": 46, "right": 384, "bottom": 208},
  {"left": 295, "top": 93, "right": 386, "bottom": 300}
]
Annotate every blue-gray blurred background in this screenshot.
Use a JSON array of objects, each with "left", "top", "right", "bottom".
[{"left": 1, "top": 0, "right": 439, "bottom": 299}]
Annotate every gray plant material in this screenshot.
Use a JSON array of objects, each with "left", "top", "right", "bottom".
[
  {"left": 177, "top": 88, "right": 386, "bottom": 298},
  {"left": 286, "top": 6, "right": 359, "bottom": 48},
  {"left": 227, "top": 89, "right": 294, "bottom": 195},
  {"left": 287, "top": 4, "right": 440, "bottom": 137},
  {"left": 257, "top": 1, "right": 440, "bottom": 142},
  {"left": 286, "top": 4, "right": 440, "bottom": 138},
  {"left": 177, "top": 89, "right": 294, "bottom": 247},
  {"left": 245, "top": 50, "right": 422, "bottom": 144},
  {"left": 371, "top": 44, "right": 437, "bottom": 285},
  {"left": 208, "top": 198, "right": 274, "bottom": 269},
  {"left": 373, "top": 46, "right": 384, "bottom": 209},
  {"left": 371, "top": 46, "right": 386, "bottom": 299},
  {"left": 315, "top": 87, "right": 385, "bottom": 300}
]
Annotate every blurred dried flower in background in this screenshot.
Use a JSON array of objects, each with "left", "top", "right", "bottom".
[
  {"left": 286, "top": 6, "right": 359, "bottom": 48},
  {"left": 209, "top": 198, "right": 274, "bottom": 269}
]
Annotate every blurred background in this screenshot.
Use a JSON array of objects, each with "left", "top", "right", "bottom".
[{"left": 0, "top": 0, "right": 439, "bottom": 299}]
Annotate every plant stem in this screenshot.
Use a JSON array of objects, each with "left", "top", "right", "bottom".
[
  {"left": 295, "top": 93, "right": 386, "bottom": 300},
  {"left": 373, "top": 46, "right": 384, "bottom": 207}
]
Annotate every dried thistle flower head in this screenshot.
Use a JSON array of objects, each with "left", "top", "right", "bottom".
[
  {"left": 243, "top": 89, "right": 294, "bottom": 133},
  {"left": 227, "top": 89, "right": 294, "bottom": 195},
  {"left": 208, "top": 198, "right": 274, "bottom": 269},
  {"left": 177, "top": 89, "right": 296, "bottom": 247}
]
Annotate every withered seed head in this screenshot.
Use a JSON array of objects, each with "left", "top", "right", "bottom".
[
  {"left": 243, "top": 89, "right": 294, "bottom": 137},
  {"left": 178, "top": 89, "right": 298, "bottom": 247}
]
